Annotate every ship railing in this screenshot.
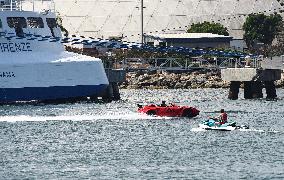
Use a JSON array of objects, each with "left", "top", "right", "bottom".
[
  {"left": 107, "top": 56, "right": 264, "bottom": 71},
  {"left": 0, "top": 0, "right": 21, "bottom": 11},
  {"left": 0, "top": 31, "right": 62, "bottom": 43}
]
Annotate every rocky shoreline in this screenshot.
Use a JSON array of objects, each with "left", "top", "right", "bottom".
[{"left": 119, "top": 69, "right": 284, "bottom": 89}]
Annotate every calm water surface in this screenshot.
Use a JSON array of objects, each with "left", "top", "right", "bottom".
[{"left": 0, "top": 89, "right": 283, "bottom": 179}]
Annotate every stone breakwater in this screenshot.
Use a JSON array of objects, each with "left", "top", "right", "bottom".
[
  {"left": 119, "top": 69, "right": 284, "bottom": 89},
  {"left": 120, "top": 69, "right": 229, "bottom": 89}
]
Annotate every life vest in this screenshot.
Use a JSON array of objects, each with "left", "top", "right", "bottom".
[{"left": 220, "top": 113, "right": 228, "bottom": 124}]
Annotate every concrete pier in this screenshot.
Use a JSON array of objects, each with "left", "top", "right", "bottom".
[
  {"left": 103, "top": 69, "right": 126, "bottom": 101},
  {"left": 222, "top": 68, "right": 281, "bottom": 100}
]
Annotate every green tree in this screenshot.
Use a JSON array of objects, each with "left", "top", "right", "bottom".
[
  {"left": 187, "top": 21, "right": 229, "bottom": 36},
  {"left": 243, "top": 13, "right": 282, "bottom": 48}
]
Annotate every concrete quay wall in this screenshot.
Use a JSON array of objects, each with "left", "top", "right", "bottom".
[
  {"left": 221, "top": 67, "right": 282, "bottom": 99},
  {"left": 221, "top": 68, "right": 282, "bottom": 82},
  {"left": 105, "top": 68, "right": 126, "bottom": 83}
]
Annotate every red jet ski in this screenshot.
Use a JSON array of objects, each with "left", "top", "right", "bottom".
[{"left": 137, "top": 103, "right": 199, "bottom": 118}]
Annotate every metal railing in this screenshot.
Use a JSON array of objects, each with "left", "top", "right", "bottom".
[
  {"left": 0, "top": 0, "right": 55, "bottom": 12},
  {"left": 104, "top": 56, "right": 263, "bottom": 71},
  {"left": 0, "top": 0, "right": 21, "bottom": 11}
]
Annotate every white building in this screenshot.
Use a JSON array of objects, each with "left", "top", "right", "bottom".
[{"left": 21, "top": 0, "right": 284, "bottom": 43}]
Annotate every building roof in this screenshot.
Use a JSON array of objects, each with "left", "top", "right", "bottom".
[{"left": 146, "top": 33, "right": 232, "bottom": 40}]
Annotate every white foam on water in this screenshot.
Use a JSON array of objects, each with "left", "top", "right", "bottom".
[
  {"left": 191, "top": 127, "right": 206, "bottom": 132},
  {"left": 0, "top": 112, "right": 173, "bottom": 122},
  {"left": 239, "top": 128, "right": 264, "bottom": 132},
  {"left": 239, "top": 128, "right": 280, "bottom": 133},
  {"left": 191, "top": 127, "right": 282, "bottom": 133}
]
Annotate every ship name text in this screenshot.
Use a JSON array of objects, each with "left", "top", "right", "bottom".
[
  {"left": 0, "top": 42, "right": 32, "bottom": 53},
  {"left": 0, "top": 72, "right": 15, "bottom": 78}
]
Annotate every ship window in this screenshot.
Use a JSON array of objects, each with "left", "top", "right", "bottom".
[
  {"left": 7, "top": 17, "right": 27, "bottom": 28},
  {"left": 27, "top": 17, "right": 44, "bottom": 28},
  {"left": 7, "top": 17, "right": 26, "bottom": 37},
  {"left": 46, "top": 18, "right": 58, "bottom": 28},
  {"left": 0, "top": 1, "right": 4, "bottom": 7}
]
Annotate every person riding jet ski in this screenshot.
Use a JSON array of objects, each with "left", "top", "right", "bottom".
[{"left": 210, "top": 109, "right": 228, "bottom": 125}]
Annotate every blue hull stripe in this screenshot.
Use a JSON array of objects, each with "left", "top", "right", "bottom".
[{"left": 0, "top": 84, "right": 108, "bottom": 103}]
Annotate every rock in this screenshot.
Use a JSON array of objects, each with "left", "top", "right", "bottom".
[
  {"left": 119, "top": 70, "right": 284, "bottom": 89},
  {"left": 174, "top": 82, "right": 183, "bottom": 89}
]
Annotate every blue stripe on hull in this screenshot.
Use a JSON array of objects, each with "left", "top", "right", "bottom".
[{"left": 0, "top": 85, "right": 108, "bottom": 103}]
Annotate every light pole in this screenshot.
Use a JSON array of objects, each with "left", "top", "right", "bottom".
[
  {"left": 32, "top": 0, "right": 35, "bottom": 11},
  {"left": 141, "top": 0, "right": 144, "bottom": 45}
]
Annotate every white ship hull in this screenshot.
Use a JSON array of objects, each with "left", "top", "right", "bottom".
[{"left": 0, "top": 61, "right": 109, "bottom": 103}]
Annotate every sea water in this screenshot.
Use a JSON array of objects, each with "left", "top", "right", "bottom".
[{"left": 0, "top": 89, "right": 283, "bottom": 179}]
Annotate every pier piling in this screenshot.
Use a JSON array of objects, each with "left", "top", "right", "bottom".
[
  {"left": 252, "top": 81, "right": 263, "bottom": 98},
  {"left": 103, "top": 69, "right": 126, "bottom": 101},
  {"left": 243, "top": 81, "right": 263, "bottom": 99},
  {"left": 228, "top": 81, "right": 240, "bottom": 100},
  {"left": 264, "top": 81, "right": 277, "bottom": 99},
  {"left": 111, "top": 82, "right": 121, "bottom": 100},
  {"left": 244, "top": 81, "right": 253, "bottom": 99}
]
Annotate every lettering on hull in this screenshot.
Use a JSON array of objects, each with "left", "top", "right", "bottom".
[
  {"left": 0, "top": 42, "right": 32, "bottom": 53},
  {"left": 0, "top": 72, "right": 15, "bottom": 78}
]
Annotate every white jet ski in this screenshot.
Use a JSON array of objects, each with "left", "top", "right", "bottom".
[{"left": 199, "top": 119, "right": 249, "bottom": 131}]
